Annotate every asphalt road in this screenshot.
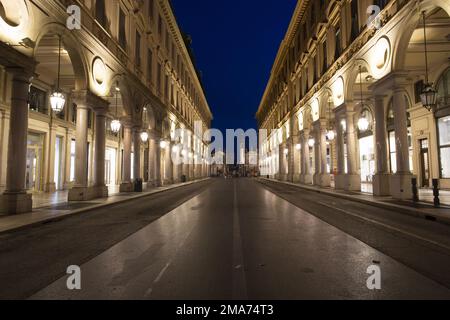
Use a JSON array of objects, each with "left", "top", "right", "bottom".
[
  {"left": 0, "top": 179, "right": 212, "bottom": 299},
  {"left": 29, "top": 178, "right": 450, "bottom": 300}
]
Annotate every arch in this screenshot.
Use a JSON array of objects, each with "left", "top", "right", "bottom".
[
  {"left": 393, "top": 0, "right": 450, "bottom": 71},
  {"left": 33, "top": 22, "right": 89, "bottom": 91},
  {"left": 344, "top": 58, "right": 372, "bottom": 102}
]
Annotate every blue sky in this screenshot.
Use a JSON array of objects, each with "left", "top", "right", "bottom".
[{"left": 170, "top": 0, "right": 297, "bottom": 134}]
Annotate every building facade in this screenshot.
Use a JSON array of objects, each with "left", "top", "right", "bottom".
[
  {"left": 257, "top": 0, "right": 450, "bottom": 199},
  {"left": 0, "top": 0, "right": 213, "bottom": 214}
]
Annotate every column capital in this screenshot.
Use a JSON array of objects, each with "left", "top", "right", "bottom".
[{"left": 72, "top": 90, "right": 109, "bottom": 111}]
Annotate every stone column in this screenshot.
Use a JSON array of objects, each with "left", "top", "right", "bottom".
[
  {"left": 292, "top": 135, "right": 301, "bottom": 182},
  {"left": 314, "top": 120, "right": 331, "bottom": 187},
  {"left": 334, "top": 113, "right": 346, "bottom": 189},
  {"left": 148, "top": 137, "right": 156, "bottom": 184},
  {"left": 343, "top": 102, "right": 361, "bottom": 191},
  {"left": 164, "top": 141, "right": 173, "bottom": 185},
  {"left": 287, "top": 137, "right": 294, "bottom": 182},
  {"left": 278, "top": 143, "right": 286, "bottom": 181},
  {"left": 372, "top": 94, "right": 391, "bottom": 196},
  {"left": 44, "top": 121, "right": 57, "bottom": 193},
  {"left": 390, "top": 87, "right": 413, "bottom": 199},
  {"left": 63, "top": 128, "right": 74, "bottom": 190},
  {"left": 133, "top": 128, "right": 142, "bottom": 181},
  {"left": 119, "top": 125, "right": 133, "bottom": 192},
  {"left": 0, "top": 69, "right": 33, "bottom": 214},
  {"left": 300, "top": 129, "right": 312, "bottom": 184},
  {"left": 154, "top": 138, "right": 162, "bottom": 187},
  {"left": 94, "top": 109, "right": 108, "bottom": 197}
]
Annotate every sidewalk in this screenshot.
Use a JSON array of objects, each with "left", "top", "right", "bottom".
[
  {"left": 0, "top": 178, "right": 210, "bottom": 235},
  {"left": 259, "top": 178, "right": 450, "bottom": 225}
]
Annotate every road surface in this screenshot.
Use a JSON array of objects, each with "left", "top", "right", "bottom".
[{"left": 25, "top": 178, "right": 450, "bottom": 300}]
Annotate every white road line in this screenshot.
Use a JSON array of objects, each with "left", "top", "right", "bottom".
[
  {"left": 154, "top": 262, "right": 171, "bottom": 284},
  {"left": 232, "top": 179, "right": 248, "bottom": 299}
]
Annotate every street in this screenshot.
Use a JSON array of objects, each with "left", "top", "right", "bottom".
[{"left": 12, "top": 178, "right": 448, "bottom": 300}]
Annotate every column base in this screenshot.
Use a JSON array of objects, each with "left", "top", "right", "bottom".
[
  {"left": 0, "top": 192, "right": 32, "bottom": 215},
  {"left": 279, "top": 174, "right": 288, "bottom": 181},
  {"left": 313, "top": 174, "right": 331, "bottom": 187},
  {"left": 119, "top": 182, "right": 134, "bottom": 193},
  {"left": 68, "top": 186, "right": 108, "bottom": 201},
  {"left": 343, "top": 174, "right": 361, "bottom": 191},
  {"left": 373, "top": 173, "right": 391, "bottom": 196},
  {"left": 44, "top": 182, "right": 56, "bottom": 193},
  {"left": 292, "top": 173, "right": 301, "bottom": 183},
  {"left": 390, "top": 173, "right": 414, "bottom": 200},
  {"left": 300, "top": 174, "right": 312, "bottom": 185},
  {"left": 153, "top": 179, "right": 162, "bottom": 187}
]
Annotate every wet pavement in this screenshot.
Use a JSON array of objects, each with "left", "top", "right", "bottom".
[{"left": 31, "top": 178, "right": 450, "bottom": 300}]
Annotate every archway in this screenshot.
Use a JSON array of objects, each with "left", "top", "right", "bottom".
[{"left": 31, "top": 26, "right": 88, "bottom": 193}]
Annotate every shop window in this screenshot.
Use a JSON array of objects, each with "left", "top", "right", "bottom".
[
  {"left": 438, "top": 116, "right": 450, "bottom": 178},
  {"left": 435, "top": 68, "right": 450, "bottom": 178}
]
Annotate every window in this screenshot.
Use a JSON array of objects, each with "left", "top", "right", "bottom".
[
  {"left": 158, "top": 14, "right": 162, "bottom": 37},
  {"left": 71, "top": 103, "right": 77, "bottom": 123},
  {"left": 335, "top": 24, "right": 342, "bottom": 60},
  {"left": 28, "top": 86, "right": 47, "bottom": 115},
  {"left": 118, "top": 8, "right": 127, "bottom": 49},
  {"left": 438, "top": 116, "right": 450, "bottom": 178},
  {"left": 322, "top": 41, "right": 327, "bottom": 72},
  {"left": 95, "top": 0, "right": 106, "bottom": 27},
  {"left": 436, "top": 68, "right": 450, "bottom": 178},
  {"left": 414, "top": 80, "right": 424, "bottom": 103},
  {"left": 148, "top": 0, "right": 154, "bottom": 22},
  {"left": 157, "top": 62, "right": 162, "bottom": 94},
  {"left": 350, "top": 0, "right": 359, "bottom": 41},
  {"left": 147, "top": 49, "right": 153, "bottom": 82},
  {"left": 135, "top": 31, "right": 141, "bottom": 68},
  {"left": 375, "top": 0, "right": 389, "bottom": 10}
]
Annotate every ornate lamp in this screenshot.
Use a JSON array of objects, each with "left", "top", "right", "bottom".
[
  {"left": 420, "top": 11, "right": 437, "bottom": 112},
  {"left": 308, "top": 138, "right": 315, "bottom": 148},
  {"left": 326, "top": 96, "right": 335, "bottom": 141},
  {"left": 110, "top": 84, "right": 121, "bottom": 134},
  {"left": 50, "top": 36, "right": 65, "bottom": 113},
  {"left": 140, "top": 131, "right": 149, "bottom": 142}
]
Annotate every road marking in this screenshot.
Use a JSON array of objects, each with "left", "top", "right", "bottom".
[
  {"left": 154, "top": 262, "right": 171, "bottom": 284},
  {"left": 232, "top": 180, "right": 248, "bottom": 299}
]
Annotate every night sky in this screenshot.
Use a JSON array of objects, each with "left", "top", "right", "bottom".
[{"left": 170, "top": 0, "right": 297, "bottom": 134}]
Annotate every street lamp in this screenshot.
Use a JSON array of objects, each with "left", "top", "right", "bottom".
[
  {"left": 420, "top": 11, "right": 437, "bottom": 112},
  {"left": 50, "top": 36, "right": 65, "bottom": 113}
]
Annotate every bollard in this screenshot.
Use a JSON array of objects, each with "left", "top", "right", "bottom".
[
  {"left": 432, "top": 179, "right": 440, "bottom": 208},
  {"left": 412, "top": 178, "right": 419, "bottom": 202}
]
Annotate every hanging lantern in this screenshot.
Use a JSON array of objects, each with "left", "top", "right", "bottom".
[
  {"left": 308, "top": 138, "right": 315, "bottom": 147},
  {"left": 284, "top": 148, "right": 289, "bottom": 155},
  {"left": 295, "top": 144, "right": 301, "bottom": 150},
  {"left": 140, "top": 131, "right": 149, "bottom": 143},
  {"left": 326, "top": 129, "right": 335, "bottom": 141},
  {"left": 50, "top": 92, "right": 65, "bottom": 113},
  {"left": 420, "top": 11, "right": 437, "bottom": 113},
  {"left": 111, "top": 83, "right": 121, "bottom": 133},
  {"left": 420, "top": 83, "right": 437, "bottom": 112},
  {"left": 358, "top": 117, "right": 370, "bottom": 132},
  {"left": 341, "top": 119, "right": 347, "bottom": 132},
  {"left": 50, "top": 36, "right": 66, "bottom": 113},
  {"left": 160, "top": 140, "right": 168, "bottom": 149},
  {"left": 110, "top": 119, "right": 121, "bottom": 134}
]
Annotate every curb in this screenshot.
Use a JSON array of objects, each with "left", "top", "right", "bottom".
[
  {"left": 257, "top": 178, "right": 450, "bottom": 226},
  {"left": 0, "top": 178, "right": 211, "bottom": 235}
]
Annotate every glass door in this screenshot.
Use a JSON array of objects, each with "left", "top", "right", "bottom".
[{"left": 419, "top": 139, "right": 430, "bottom": 187}]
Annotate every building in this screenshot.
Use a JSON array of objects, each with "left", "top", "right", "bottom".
[
  {"left": 0, "top": 0, "right": 213, "bottom": 214},
  {"left": 257, "top": 0, "right": 450, "bottom": 199}
]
